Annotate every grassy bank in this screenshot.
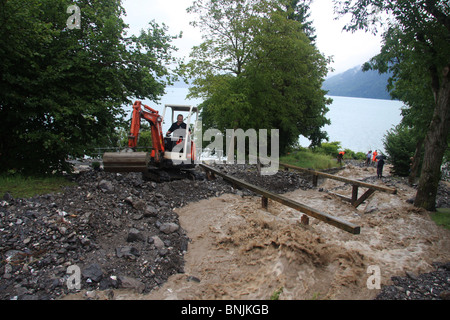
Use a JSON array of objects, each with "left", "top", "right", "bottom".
[
  {"left": 432, "top": 208, "right": 450, "bottom": 230},
  {"left": 0, "top": 174, "right": 75, "bottom": 199},
  {"left": 280, "top": 149, "right": 342, "bottom": 170},
  {"left": 280, "top": 142, "right": 366, "bottom": 171}
]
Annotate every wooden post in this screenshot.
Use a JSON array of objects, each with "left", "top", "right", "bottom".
[
  {"left": 262, "top": 196, "right": 268, "bottom": 209},
  {"left": 351, "top": 185, "right": 359, "bottom": 205},
  {"left": 312, "top": 174, "right": 318, "bottom": 187}
]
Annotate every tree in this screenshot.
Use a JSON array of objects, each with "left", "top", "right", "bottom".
[
  {"left": 185, "top": 0, "right": 331, "bottom": 155},
  {"left": 335, "top": 0, "right": 450, "bottom": 211},
  {"left": 283, "top": 0, "right": 317, "bottom": 42},
  {"left": 383, "top": 124, "right": 418, "bottom": 177},
  {"left": 0, "top": 0, "right": 179, "bottom": 174}
]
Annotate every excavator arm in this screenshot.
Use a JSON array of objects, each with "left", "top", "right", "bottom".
[
  {"left": 103, "top": 101, "right": 165, "bottom": 172},
  {"left": 128, "top": 101, "right": 165, "bottom": 162}
]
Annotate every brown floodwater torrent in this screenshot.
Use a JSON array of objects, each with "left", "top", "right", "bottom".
[{"left": 64, "top": 165, "right": 450, "bottom": 300}]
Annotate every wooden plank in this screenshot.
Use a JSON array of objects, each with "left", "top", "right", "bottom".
[
  {"left": 262, "top": 196, "right": 268, "bottom": 209},
  {"left": 328, "top": 192, "right": 352, "bottom": 203},
  {"left": 352, "top": 185, "right": 359, "bottom": 205},
  {"left": 279, "top": 162, "right": 397, "bottom": 194},
  {"left": 352, "top": 188, "right": 376, "bottom": 208},
  {"left": 199, "top": 164, "right": 361, "bottom": 234}
]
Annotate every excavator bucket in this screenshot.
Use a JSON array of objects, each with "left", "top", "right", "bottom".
[{"left": 102, "top": 152, "right": 150, "bottom": 173}]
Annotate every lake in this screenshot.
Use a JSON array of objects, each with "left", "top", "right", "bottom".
[
  {"left": 301, "top": 95, "right": 404, "bottom": 153},
  {"left": 135, "top": 88, "right": 404, "bottom": 154}
]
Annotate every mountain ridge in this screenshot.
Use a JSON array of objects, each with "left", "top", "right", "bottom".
[{"left": 323, "top": 65, "right": 394, "bottom": 100}]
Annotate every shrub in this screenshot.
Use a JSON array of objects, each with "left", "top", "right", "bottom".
[
  {"left": 383, "top": 125, "right": 416, "bottom": 176},
  {"left": 314, "top": 141, "right": 341, "bottom": 156}
]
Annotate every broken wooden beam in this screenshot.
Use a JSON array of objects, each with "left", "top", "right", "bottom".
[
  {"left": 199, "top": 164, "right": 361, "bottom": 235},
  {"left": 279, "top": 162, "right": 397, "bottom": 194}
]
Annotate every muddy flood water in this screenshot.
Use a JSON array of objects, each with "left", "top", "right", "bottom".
[{"left": 65, "top": 165, "right": 450, "bottom": 300}]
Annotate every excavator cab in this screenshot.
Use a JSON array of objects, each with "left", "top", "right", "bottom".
[{"left": 162, "top": 104, "right": 199, "bottom": 166}]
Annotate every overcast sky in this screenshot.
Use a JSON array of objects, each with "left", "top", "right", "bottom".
[{"left": 121, "top": 0, "right": 382, "bottom": 77}]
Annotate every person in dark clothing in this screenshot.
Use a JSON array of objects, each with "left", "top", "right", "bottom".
[
  {"left": 165, "top": 114, "right": 190, "bottom": 152},
  {"left": 376, "top": 153, "right": 386, "bottom": 179},
  {"left": 337, "top": 151, "right": 345, "bottom": 166},
  {"left": 166, "top": 114, "right": 188, "bottom": 137}
]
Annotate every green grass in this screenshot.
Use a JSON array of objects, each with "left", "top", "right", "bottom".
[
  {"left": 270, "top": 287, "right": 283, "bottom": 300},
  {"left": 0, "top": 174, "right": 75, "bottom": 199},
  {"left": 432, "top": 208, "right": 450, "bottom": 230},
  {"left": 280, "top": 149, "right": 342, "bottom": 170}
]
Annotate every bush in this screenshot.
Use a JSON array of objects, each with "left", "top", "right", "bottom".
[
  {"left": 355, "top": 152, "right": 367, "bottom": 160},
  {"left": 383, "top": 125, "right": 417, "bottom": 176},
  {"left": 314, "top": 141, "right": 341, "bottom": 156}
]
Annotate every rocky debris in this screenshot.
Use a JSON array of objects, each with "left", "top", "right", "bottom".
[
  {"left": 0, "top": 163, "right": 313, "bottom": 300},
  {"left": 210, "top": 163, "right": 315, "bottom": 194},
  {"left": 436, "top": 180, "right": 450, "bottom": 209},
  {"left": 1, "top": 161, "right": 449, "bottom": 300},
  {"left": 376, "top": 262, "right": 450, "bottom": 300}
]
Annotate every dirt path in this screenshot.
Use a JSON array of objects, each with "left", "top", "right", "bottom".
[{"left": 97, "top": 165, "right": 450, "bottom": 300}]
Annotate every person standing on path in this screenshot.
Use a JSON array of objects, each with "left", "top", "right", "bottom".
[
  {"left": 376, "top": 153, "right": 386, "bottom": 179},
  {"left": 337, "top": 151, "right": 345, "bottom": 166},
  {"left": 372, "top": 150, "right": 378, "bottom": 166},
  {"left": 366, "top": 150, "right": 372, "bottom": 167}
]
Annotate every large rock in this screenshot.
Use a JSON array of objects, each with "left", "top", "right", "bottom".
[
  {"left": 143, "top": 205, "right": 158, "bottom": 217},
  {"left": 98, "top": 180, "right": 115, "bottom": 193},
  {"left": 82, "top": 263, "right": 103, "bottom": 282},
  {"left": 116, "top": 246, "right": 140, "bottom": 258},
  {"left": 125, "top": 197, "right": 146, "bottom": 211},
  {"left": 151, "top": 236, "right": 165, "bottom": 250},
  {"left": 126, "top": 228, "right": 145, "bottom": 242},
  {"left": 159, "top": 222, "right": 179, "bottom": 234},
  {"left": 118, "top": 275, "right": 145, "bottom": 293}
]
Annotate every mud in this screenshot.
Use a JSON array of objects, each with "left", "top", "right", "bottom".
[{"left": 67, "top": 164, "right": 450, "bottom": 300}]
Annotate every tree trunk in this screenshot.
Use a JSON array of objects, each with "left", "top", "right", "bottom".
[
  {"left": 414, "top": 65, "right": 450, "bottom": 211},
  {"left": 408, "top": 138, "right": 423, "bottom": 185}
]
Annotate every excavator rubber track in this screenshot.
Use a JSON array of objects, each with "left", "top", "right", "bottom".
[{"left": 103, "top": 152, "right": 205, "bottom": 183}]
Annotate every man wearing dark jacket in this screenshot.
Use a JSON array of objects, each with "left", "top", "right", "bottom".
[
  {"left": 376, "top": 153, "right": 386, "bottom": 179},
  {"left": 166, "top": 114, "right": 187, "bottom": 137}
]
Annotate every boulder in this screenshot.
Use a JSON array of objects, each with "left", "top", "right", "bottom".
[
  {"left": 126, "top": 228, "right": 145, "bottom": 242},
  {"left": 159, "top": 222, "right": 179, "bottom": 234},
  {"left": 82, "top": 263, "right": 103, "bottom": 282},
  {"left": 98, "top": 180, "right": 114, "bottom": 193}
]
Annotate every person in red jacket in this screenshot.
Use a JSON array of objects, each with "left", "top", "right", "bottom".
[
  {"left": 372, "top": 150, "right": 378, "bottom": 164},
  {"left": 337, "top": 151, "right": 345, "bottom": 165}
]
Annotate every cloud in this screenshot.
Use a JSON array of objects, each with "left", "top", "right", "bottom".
[
  {"left": 121, "top": 0, "right": 382, "bottom": 75},
  {"left": 310, "top": 0, "right": 382, "bottom": 75},
  {"left": 122, "top": 0, "right": 202, "bottom": 59}
]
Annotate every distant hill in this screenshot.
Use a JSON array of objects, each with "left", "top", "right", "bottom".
[{"left": 322, "top": 65, "right": 393, "bottom": 100}]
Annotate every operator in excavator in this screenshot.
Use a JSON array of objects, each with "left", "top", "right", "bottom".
[
  {"left": 166, "top": 114, "right": 188, "bottom": 137},
  {"left": 165, "top": 114, "right": 190, "bottom": 152}
]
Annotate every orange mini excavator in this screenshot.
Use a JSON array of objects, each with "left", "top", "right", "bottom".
[{"left": 102, "top": 100, "right": 199, "bottom": 182}]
